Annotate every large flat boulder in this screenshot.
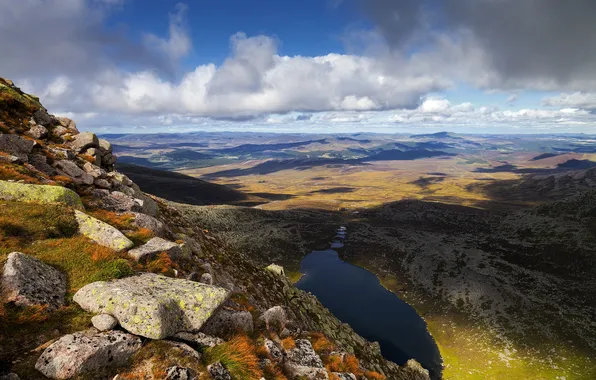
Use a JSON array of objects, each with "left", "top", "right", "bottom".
[
  {"left": 127, "top": 237, "right": 183, "bottom": 262},
  {"left": 73, "top": 273, "right": 231, "bottom": 339},
  {"left": 67, "top": 132, "right": 98, "bottom": 153},
  {"left": 35, "top": 329, "right": 142, "bottom": 379},
  {"left": 0, "top": 181, "right": 84, "bottom": 210},
  {"left": 1, "top": 252, "right": 66, "bottom": 309},
  {"left": 74, "top": 210, "right": 134, "bottom": 252},
  {"left": 55, "top": 160, "right": 94, "bottom": 185}
]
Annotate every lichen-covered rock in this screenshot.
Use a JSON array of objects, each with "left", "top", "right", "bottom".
[
  {"left": 0, "top": 134, "right": 35, "bottom": 161},
  {"left": 127, "top": 237, "right": 183, "bottom": 262},
  {"left": 73, "top": 273, "right": 231, "bottom": 339},
  {"left": 403, "top": 359, "right": 431, "bottom": 380},
  {"left": 207, "top": 362, "right": 231, "bottom": 380},
  {"left": 264, "top": 339, "right": 286, "bottom": 363},
  {"left": 200, "top": 273, "right": 213, "bottom": 285},
  {"left": 287, "top": 339, "right": 324, "bottom": 368},
  {"left": 55, "top": 160, "right": 94, "bottom": 185},
  {"left": 200, "top": 309, "right": 253, "bottom": 338},
  {"left": 132, "top": 212, "right": 168, "bottom": 238},
  {"left": 165, "top": 366, "right": 198, "bottom": 380},
  {"left": 172, "top": 331, "right": 224, "bottom": 348},
  {"left": 26, "top": 124, "right": 48, "bottom": 139},
  {"left": 0, "top": 181, "right": 84, "bottom": 210},
  {"left": 265, "top": 264, "right": 286, "bottom": 277},
  {"left": 1, "top": 252, "right": 66, "bottom": 309},
  {"left": 91, "top": 314, "right": 118, "bottom": 331},
  {"left": 68, "top": 131, "right": 98, "bottom": 153},
  {"left": 258, "top": 306, "right": 288, "bottom": 333},
  {"left": 35, "top": 329, "right": 142, "bottom": 379},
  {"left": 74, "top": 210, "right": 134, "bottom": 252}
]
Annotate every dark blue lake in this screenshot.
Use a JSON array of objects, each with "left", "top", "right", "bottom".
[{"left": 296, "top": 229, "right": 442, "bottom": 378}]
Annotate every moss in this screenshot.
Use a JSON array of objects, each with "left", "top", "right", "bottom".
[{"left": 0, "top": 181, "right": 84, "bottom": 210}]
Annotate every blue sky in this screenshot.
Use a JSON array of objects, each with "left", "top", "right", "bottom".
[{"left": 2, "top": 0, "right": 596, "bottom": 134}]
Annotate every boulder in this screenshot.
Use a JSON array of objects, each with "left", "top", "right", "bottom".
[
  {"left": 29, "top": 154, "right": 56, "bottom": 176},
  {"left": 172, "top": 331, "right": 224, "bottom": 348},
  {"left": 108, "top": 172, "right": 133, "bottom": 187},
  {"left": 68, "top": 132, "right": 98, "bottom": 153},
  {"left": 0, "top": 374, "right": 20, "bottom": 380},
  {"left": 56, "top": 117, "right": 79, "bottom": 133},
  {"left": 0, "top": 134, "right": 35, "bottom": 161},
  {"left": 35, "top": 329, "right": 142, "bottom": 379},
  {"left": 82, "top": 162, "right": 105, "bottom": 179},
  {"left": 127, "top": 237, "right": 183, "bottom": 262},
  {"left": 26, "top": 124, "right": 48, "bottom": 139},
  {"left": 200, "top": 309, "right": 253, "bottom": 338},
  {"left": 94, "top": 178, "right": 112, "bottom": 189},
  {"left": 90, "top": 190, "right": 137, "bottom": 213},
  {"left": 0, "top": 181, "right": 84, "bottom": 210},
  {"left": 74, "top": 210, "right": 134, "bottom": 252},
  {"left": 98, "top": 138, "right": 112, "bottom": 153},
  {"left": 165, "top": 366, "right": 198, "bottom": 380},
  {"left": 1, "top": 252, "right": 66, "bottom": 309},
  {"left": 130, "top": 183, "right": 158, "bottom": 216},
  {"left": 284, "top": 339, "right": 327, "bottom": 380},
  {"left": 200, "top": 273, "right": 213, "bottom": 285},
  {"left": 264, "top": 339, "right": 286, "bottom": 363},
  {"left": 83, "top": 147, "right": 102, "bottom": 166},
  {"left": 73, "top": 273, "right": 231, "bottom": 339},
  {"left": 102, "top": 152, "right": 116, "bottom": 166},
  {"left": 33, "top": 109, "right": 53, "bottom": 126},
  {"left": 132, "top": 212, "right": 167, "bottom": 238},
  {"left": 258, "top": 306, "right": 287, "bottom": 333},
  {"left": 91, "top": 314, "right": 118, "bottom": 331},
  {"left": 162, "top": 340, "right": 201, "bottom": 360},
  {"left": 55, "top": 160, "right": 94, "bottom": 185},
  {"left": 207, "top": 362, "right": 231, "bottom": 380},
  {"left": 265, "top": 264, "right": 286, "bottom": 277},
  {"left": 51, "top": 125, "right": 69, "bottom": 138}
]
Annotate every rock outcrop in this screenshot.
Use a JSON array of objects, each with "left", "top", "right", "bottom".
[
  {"left": 127, "top": 237, "right": 183, "bottom": 262},
  {"left": 284, "top": 339, "right": 328, "bottom": 379},
  {"left": 74, "top": 210, "right": 134, "bottom": 252},
  {"left": 1, "top": 252, "right": 66, "bottom": 309},
  {"left": 35, "top": 329, "right": 142, "bottom": 379},
  {"left": 73, "top": 273, "right": 231, "bottom": 339}
]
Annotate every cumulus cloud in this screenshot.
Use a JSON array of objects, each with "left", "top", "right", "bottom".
[
  {"left": 143, "top": 3, "right": 191, "bottom": 61},
  {"left": 543, "top": 93, "right": 596, "bottom": 110}
]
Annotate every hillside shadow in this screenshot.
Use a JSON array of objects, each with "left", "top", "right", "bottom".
[{"left": 310, "top": 187, "right": 356, "bottom": 194}]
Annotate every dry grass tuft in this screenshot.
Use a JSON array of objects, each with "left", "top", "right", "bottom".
[
  {"left": 364, "top": 370, "right": 386, "bottom": 379},
  {"left": 281, "top": 337, "right": 296, "bottom": 350},
  {"left": 205, "top": 335, "right": 263, "bottom": 380},
  {"left": 87, "top": 209, "right": 135, "bottom": 231},
  {"left": 309, "top": 332, "right": 335, "bottom": 353},
  {"left": 144, "top": 252, "right": 179, "bottom": 276}
]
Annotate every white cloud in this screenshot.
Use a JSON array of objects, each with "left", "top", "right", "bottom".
[
  {"left": 543, "top": 93, "right": 596, "bottom": 110},
  {"left": 143, "top": 3, "right": 191, "bottom": 61}
]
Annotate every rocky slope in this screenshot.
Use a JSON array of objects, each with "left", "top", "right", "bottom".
[{"left": 0, "top": 79, "right": 430, "bottom": 379}]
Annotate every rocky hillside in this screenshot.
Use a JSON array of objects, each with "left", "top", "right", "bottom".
[{"left": 0, "top": 79, "right": 432, "bottom": 379}]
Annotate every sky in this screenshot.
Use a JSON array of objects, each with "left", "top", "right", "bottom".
[{"left": 2, "top": 0, "right": 596, "bottom": 134}]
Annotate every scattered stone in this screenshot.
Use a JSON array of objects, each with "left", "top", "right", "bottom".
[
  {"left": 56, "top": 117, "right": 78, "bottom": 133},
  {"left": 200, "top": 273, "right": 213, "bottom": 285},
  {"left": 1, "top": 252, "right": 66, "bottom": 309},
  {"left": 51, "top": 125, "right": 69, "bottom": 138},
  {"left": 162, "top": 340, "right": 202, "bottom": 361},
  {"left": 0, "top": 134, "right": 35, "bottom": 161},
  {"left": 264, "top": 339, "right": 286, "bottom": 363},
  {"left": 258, "top": 306, "right": 287, "bottom": 333},
  {"left": 333, "top": 373, "right": 357, "bottom": 380},
  {"left": 90, "top": 190, "right": 137, "bottom": 213},
  {"left": 132, "top": 212, "right": 167, "bottom": 237},
  {"left": 73, "top": 273, "right": 231, "bottom": 339},
  {"left": 82, "top": 161, "right": 105, "bottom": 178},
  {"left": 127, "top": 237, "right": 183, "bottom": 262},
  {"left": 207, "top": 362, "right": 231, "bottom": 380},
  {"left": 265, "top": 264, "right": 286, "bottom": 277},
  {"left": 0, "top": 181, "right": 84, "bottom": 209},
  {"left": 287, "top": 339, "right": 324, "bottom": 369},
  {"left": 172, "top": 331, "right": 224, "bottom": 348},
  {"left": 68, "top": 132, "right": 98, "bottom": 153},
  {"left": 26, "top": 124, "right": 48, "bottom": 139},
  {"left": 91, "top": 314, "right": 118, "bottom": 331},
  {"left": 35, "top": 329, "right": 142, "bottom": 379},
  {"left": 108, "top": 172, "right": 133, "bottom": 187},
  {"left": 55, "top": 160, "right": 93, "bottom": 185},
  {"left": 201, "top": 309, "right": 253, "bottom": 338},
  {"left": 33, "top": 109, "right": 53, "bottom": 126},
  {"left": 165, "top": 366, "right": 198, "bottom": 380},
  {"left": 74, "top": 210, "right": 134, "bottom": 252},
  {"left": 29, "top": 154, "right": 56, "bottom": 176},
  {"left": 94, "top": 178, "right": 112, "bottom": 189}
]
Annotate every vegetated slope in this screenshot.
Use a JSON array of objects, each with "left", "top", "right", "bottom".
[
  {"left": 116, "top": 163, "right": 263, "bottom": 206},
  {"left": 341, "top": 191, "right": 596, "bottom": 378}
]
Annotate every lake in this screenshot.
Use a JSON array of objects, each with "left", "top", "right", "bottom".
[{"left": 296, "top": 227, "right": 442, "bottom": 378}]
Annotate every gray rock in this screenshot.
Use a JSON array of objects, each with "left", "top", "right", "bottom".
[
  {"left": 51, "top": 125, "right": 69, "bottom": 138},
  {"left": 127, "top": 237, "right": 183, "bottom": 262},
  {"left": 258, "top": 306, "right": 287, "bottom": 333},
  {"left": 0, "top": 373, "right": 20, "bottom": 380},
  {"left": 162, "top": 340, "right": 202, "bottom": 360},
  {"left": 1, "top": 252, "right": 66, "bottom": 309},
  {"left": 333, "top": 373, "right": 357, "bottom": 380},
  {"left": 82, "top": 162, "right": 105, "bottom": 179},
  {"left": 207, "top": 362, "right": 231, "bottom": 380},
  {"left": 90, "top": 190, "right": 137, "bottom": 213},
  {"left": 33, "top": 109, "right": 53, "bottom": 126},
  {"left": 132, "top": 212, "right": 167, "bottom": 237},
  {"left": 73, "top": 273, "right": 231, "bottom": 339},
  {"left": 200, "top": 273, "right": 213, "bottom": 285},
  {"left": 35, "top": 329, "right": 142, "bottom": 379},
  {"left": 264, "top": 339, "right": 286, "bottom": 363},
  {"left": 55, "top": 160, "right": 94, "bottom": 185},
  {"left": 56, "top": 117, "right": 79, "bottom": 133},
  {"left": 91, "top": 314, "right": 118, "bottom": 331},
  {"left": 166, "top": 366, "right": 198, "bottom": 380},
  {"left": 130, "top": 183, "right": 157, "bottom": 216},
  {"left": 26, "top": 124, "right": 48, "bottom": 139},
  {"left": 108, "top": 172, "right": 133, "bottom": 187},
  {"left": 29, "top": 154, "right": 56, "bottom": 176},
  {"left": 98, "top": 138, "right": 112, "bottom": 153},
  {"left": 201, "top": 309, "right": 253, "bottom": 338},
  {"left": 0, "top": 154, "right": 22, "bottom": 164},
  {"left": 68, "top": 132, "right": 98, "bottom": 153},
  {"left": 0, "top": 134, "right": 35, "bottom": 161},
  {"left": 286, "top": 339, "right": 324, "bottom": 369},
  {"left": 94, "top": 178, "right": 112, "bottom": 189},
  {"left": 0, "top": 181, "right": 84, "bottom": 209},
  {"left": 172, "top": 331, "right": 224, "bottom": 348},
  {"left": 102, "top": 152, "right": 116, "bottom": 165},
  {"left": 83, "top": 147, "right": 102, "bottom": 166},
  {"left": 48, "top": 147, "right": 74, "bottom": 160},
  {"left": 265, "top": 264, "right": 286, "bottom": 277},
  {"left": 74, "top": 210, "right": 134, "bottom": 252}
]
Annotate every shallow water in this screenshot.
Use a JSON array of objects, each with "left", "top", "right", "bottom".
[{"left": 296, "top": 228, "right": 442, "bottom": 377}]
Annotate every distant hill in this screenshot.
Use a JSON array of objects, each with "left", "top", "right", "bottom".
[
  {"left": 363, "top": 149, "right": 455, "bottom": 161},
  {"left": 116, "top": 163, "right": 260, "bottom": 206},
  {"left": 410, "top": 131, "right": 462, "bottom": 139},
  {"left": 164, "top": 149, "right": 212, "bottom": 161}
]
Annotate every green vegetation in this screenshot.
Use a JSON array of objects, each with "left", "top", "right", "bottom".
[{"left": 204, "top": 335, "right": 263, "bottom": 380}]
